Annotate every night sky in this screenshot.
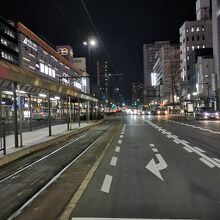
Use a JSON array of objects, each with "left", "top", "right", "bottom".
[{"left": 1, "top": 0, "right": 197, "bottom": 101}]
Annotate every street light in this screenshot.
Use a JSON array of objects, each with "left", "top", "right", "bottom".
[{"left": 83, "top": 38, "right": 97, "bottom": 95}]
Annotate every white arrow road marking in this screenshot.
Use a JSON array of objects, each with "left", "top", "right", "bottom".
[
  {"left": 145, "top": 154, "right": 167, "bottom": 181},
  {"left": 152, "top": 148, "right": 158, "bottom": 153},
  {"left": 101, "top": 175, "right": 112, "bottom": 193}
]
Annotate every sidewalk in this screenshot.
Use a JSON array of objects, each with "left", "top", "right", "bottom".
[{"left": 0, "top": 121, "right": 98, "bottom": 166}]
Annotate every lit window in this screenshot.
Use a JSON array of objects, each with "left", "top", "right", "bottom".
[
  {"left": 52, "top": 69, "right": 55, "bottom": 78},
  {"left": 202, "top": 45, "right": 206, "bottom": 48},
  {"left": 187, "top": 56, "right": 189, "bottom": 61},
  {"left": 191, "top": 27, "right": 194, "bottom": 32},
  {"left": 192, "top": 46, "right": 195, "bottom": 50},
  {"left": 40, "top": 63, "right": 44, "bottom": 73},
  {"left": 186, "top": 29, "right": 189, "bottom": 32},
  {"left": 45, "top": 65, "right": 48, "bottom": 75},
  {"left": 197, "top": 46, "right": 200, "bottom": 49},
  {"left": 196, "top": 27, "right": 200, "bottom": 32},
  {"left": 48, "top": 67, "right": 52, "bottom": 76},
  {"left": 187, "top": 47, "right": 189, "bottom": 51}
]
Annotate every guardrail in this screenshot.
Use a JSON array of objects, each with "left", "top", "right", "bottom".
[{"left": 0, "top": 118, "right": 6, "bottom": 155}]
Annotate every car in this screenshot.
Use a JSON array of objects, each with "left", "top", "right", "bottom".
[
  {"left": 151, "top": 107, "right": 168, "bottom": 115},
  {"left": 194, "top": 107, "right": 219, "bottom": 120}
]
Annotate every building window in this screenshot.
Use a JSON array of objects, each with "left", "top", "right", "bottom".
[
  {"left": 197, "top": 36, "right": 200, "bottom": 41},
  {"left": 191, "top": 27, "right": 194, "bottom": 32},
  {"left": 40, "top": 63, "right": 44, "bottom": 73},
  {"left": 192, "top": 46, "right": 195, "bottom": 50},
  {"left": 202, "top": 45, "right": 206, "bottom": 48},
  {"left": 186, "top": 37, "right": 189, "bottom": 41},
  {"left": 192, "top": 36, "right": 194, "bottom": 41},
  {"left": 196, "top": 27, "right": 200, "bottom": 32},
  {"left": 187, "top": 56, "right": 189, "bottom": 61},
  {"left": 197, "top": 45, "right": 200, "bottom": 49},
  {"left": 186, "top": 29, "right": 189, "bottom": 32},
  {"left": 202, "top": 26, "right": 205, "bottom": 31},
  {"left": 187, "top": 46, "right": 189, "bottom": 51},
  {"left": 202, "top": 35, "right": 205, "bottom": 41}
]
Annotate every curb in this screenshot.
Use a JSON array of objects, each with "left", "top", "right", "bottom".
[{"left": 0, "top": 120, "right": 103, "bottom": 167}]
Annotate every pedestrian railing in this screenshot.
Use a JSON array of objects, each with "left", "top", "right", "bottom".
[{"left": 0, "top": 118, "right": 6, "bottom": 155}]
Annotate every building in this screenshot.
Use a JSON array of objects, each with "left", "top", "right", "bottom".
[
  {"left": 15, "top": 22, "right": 88, "bottom": 94},
  {"left": 179, "top": 0, "right": 212, "bottom": 100},
  {"left": 143, "top": 41, "right": 170, "bottom": 103},
  {"left": 188, "top": 48, "right": 214, "bottom": 107},
  {"left": 153, "top": 44, "right": 180, "bottom": 103},
  {"left": 0, "top": 16, "right": 19, "bottom": 64},
  {"left": 212, "top": 0, "right": 220, "bottom": 109},
  {"left": 131, "top": 83, "right": 144, "bottom": 105}
]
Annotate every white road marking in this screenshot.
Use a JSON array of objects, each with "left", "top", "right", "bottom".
[
  {"left": 121, "top": 132, "right": 124, "bottom": 135},
  {"left": 152, "top": 148, "right": 158, "bottom": 153},
  {"left": 213, "top": 158, "right": 220, "bottom": 163},
  {"left": 145, "top": 154, "right": 167, "bottom": 181},
  {"left": 72, "top": 218, "right": 198, "bottom": 220},
  {"left": 166, "top": 135, "right": 171, "bottom": 138},
  {"left": 101, "top": 175, "right": 112, "bottom": 193},
  {"left": 118, "top": 139, "right": 122, "bottom": 144},
  {"left": 200, "top": 158, "right": 215, "bottom": 168},
  {"left": 173, "top": 140, "right": 180, "bottom": 144},
  {"left": 142, "top": 118, "right": 220, "bottom": 169},
  {"left": 115, "top": 146, "right": 120, "bottom": 152},
  {"left": 181, "top": 140, "right": 190, "bottom": 144},
  {"left": 120, "top": 135, "right": 124, "bottom": 138},
  {"left": 183, "top": 147, "right": 193, "bottom": 153},
  {"left": 194, "top": 147, "right": 206, "bottom": 153},
  {"left": 149, "top": 144, "right": 155, "bottom": 147},
  {"left": 110, "top": 157, "right": 118, "bottom": 166}
]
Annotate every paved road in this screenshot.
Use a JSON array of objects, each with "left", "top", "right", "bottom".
[{"left": 71, "top": 114, "right": 220, "bottom": 219}]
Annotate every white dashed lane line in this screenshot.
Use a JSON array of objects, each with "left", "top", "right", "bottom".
[
  {"left": 118, "top": 140, "right": 122, "bottom": 144},
  {"left": 115, "top": 146, "right": 120, "bottom": 152},
  {"left": 142, "top": 118, "right": 220, "bottom": 169},
  {"left": 110, "top": 157, "right": 118, "bottom": 166},
  {"left": 101, "top": 175, "right": 112, "bottom": 193},
  {"left": 120, "top": 135, "right": 124, "bottom": 138}
]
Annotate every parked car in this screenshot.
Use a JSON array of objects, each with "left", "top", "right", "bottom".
[{"left": 194, "top": 107, "right": 219, "bottom": 120}]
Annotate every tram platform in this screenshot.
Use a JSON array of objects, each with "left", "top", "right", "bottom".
[{"left": 0, "top": 121, "right": 99, "bottom": 167}]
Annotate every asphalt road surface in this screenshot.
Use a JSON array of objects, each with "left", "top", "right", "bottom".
[{"left": 70, "top": 114, "right": 220, "bottom": 220}]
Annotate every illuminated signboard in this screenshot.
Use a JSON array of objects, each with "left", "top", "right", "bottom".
[
  {"left": 58, "top": 48, "right": 69, "bottom": 56},
  {"left": 23, "top": 37, "right": 37, "bottom": 51}
]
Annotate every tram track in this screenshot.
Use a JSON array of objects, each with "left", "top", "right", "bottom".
[{"left": 0, "top": 117, "right": 118, "bottom": 220}]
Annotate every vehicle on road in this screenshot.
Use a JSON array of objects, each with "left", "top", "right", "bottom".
[
  {"left": 151, "top": 105, "right": 168, "bottom": 115},
  {"left": 194, "top": 107, "right": 219, "bottom": 120}
]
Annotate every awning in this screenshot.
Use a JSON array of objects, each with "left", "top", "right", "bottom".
[{"left": 0, "top": 60, "right": 97, "bottom": 102}]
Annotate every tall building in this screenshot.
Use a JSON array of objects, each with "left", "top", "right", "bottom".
[
  {"left": 143, "top": 41, "right": 170, "bottom": 103},
  {"left": 131, "top": 83, "right": 144, "bottom": 105},
  {"left": 212, "top": 0, "right": 220, "bottom": 109},
  {"left": 15, "top": 22, "right": 87, "bottom": 93},
  {"left": 153, "top": 44, "right": 180, "bottom": 103},
  {"left": 179, "top": 0, "right": 212, "bottom": 100},
  {"left": 0, "top": 16, "right": 19, "bottom": 64}
]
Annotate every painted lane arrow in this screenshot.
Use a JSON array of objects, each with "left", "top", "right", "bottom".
[{"left": 145, "top": 154, "right": 168, "bottom": 181}]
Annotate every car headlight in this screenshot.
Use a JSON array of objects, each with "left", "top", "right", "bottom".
[
  {"left": 215, "top": 112, "right": 219, "bottom": 116},
  {"left": 148, "top": 111, "right": 151, "bottom": 114},
  {"left": 165, "top": 110, "right": 168, "bottom": 114},
  {"left": 157, "top": 111, "right": 160, "bottom": 114},
  {"left": 204, "top": 112, "right": 210, "bottom": 116}
]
